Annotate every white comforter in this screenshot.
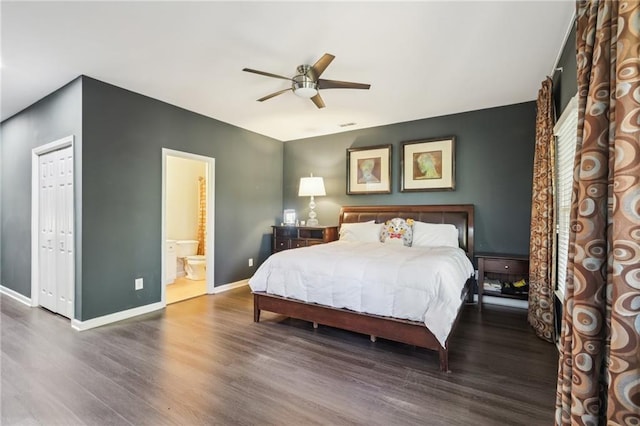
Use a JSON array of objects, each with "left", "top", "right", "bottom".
[{"left": 249, "top": 241, "right": 474, "bottom": 347}]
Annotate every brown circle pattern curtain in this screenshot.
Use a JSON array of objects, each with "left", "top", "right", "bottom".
[
  {"left": 528, "top": 77, "right": 556, "bottom": 343},
  {"left": 555, "top": 1, "right": 640, "bottom": 424}
]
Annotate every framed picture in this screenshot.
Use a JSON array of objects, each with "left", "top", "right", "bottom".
[
  {"left": 401, "top": 137, "right": 455, "bottom": 192},
  {"left": 283, "top": 209, "right": 296, "bottom": 225},
  {"left": 346, "top": 144, "right": 392, "bottom": 194}
]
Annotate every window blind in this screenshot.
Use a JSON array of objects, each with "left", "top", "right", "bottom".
[{"left": 554, "top": 96, "right": 578, "bottom": 304}]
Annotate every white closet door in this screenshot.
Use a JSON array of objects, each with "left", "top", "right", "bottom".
[
  {"left": 39, "top": 150, "right": 57, "bottom": 312},
  {"left": 55, "top": 147, "right": 74, "bottom": 317},
  {"left": 38, "top": 145, "right": 73, "bottom": 318}
]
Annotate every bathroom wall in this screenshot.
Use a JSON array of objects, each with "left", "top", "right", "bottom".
[{"left": 166, "top": 156, "right": 207, "bottom": 241}]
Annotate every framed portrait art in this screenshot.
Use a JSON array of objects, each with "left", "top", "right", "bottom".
[
  {"left": 346, "top": 144, "right": 392, "bottom": 194},
  {"left": 401, "top": 137, "right": 455, "bottom": 192},
  {"left": 283, "top": 209, "right": 296, "bottom": 225}
]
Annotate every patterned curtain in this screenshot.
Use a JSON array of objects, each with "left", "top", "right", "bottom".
[
  {"left": 196, "top": 176, "right": 206, "bottom": 256},
  {"left": 528, "top": 77, "right": 556, "bottom": 343},
  {"left": 555, "top": 1, "right": 640, "bottom": 424}
]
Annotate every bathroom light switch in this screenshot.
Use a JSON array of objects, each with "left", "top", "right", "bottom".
[
  {"left": 248, "top": 258, "right": 254, "bottom": 267},
  {"left": 135, "top": 278, "right": 143, "bottom": 290}
]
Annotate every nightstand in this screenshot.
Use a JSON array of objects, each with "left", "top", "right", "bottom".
[
  {"left": 272, "top": 225, "right": 338, "bottom": 253},
  {"left": 476, "top": 253, "right": 529, "bottom": 311}
]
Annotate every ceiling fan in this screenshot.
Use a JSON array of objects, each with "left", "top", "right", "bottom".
[{"left": 242, "top": 53, "right": 370, "bottom": 109}]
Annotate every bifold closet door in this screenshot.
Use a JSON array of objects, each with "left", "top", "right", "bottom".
[{"left": 38, "top": 146, "right": 74, "bottom": 318}]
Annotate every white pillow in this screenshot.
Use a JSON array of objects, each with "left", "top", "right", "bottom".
[
  {"left": 412, "top": 221, "right": 459, "bottom": 248},
  {"left": 339, "top": 221, "right": 382, "bottom": 242}
]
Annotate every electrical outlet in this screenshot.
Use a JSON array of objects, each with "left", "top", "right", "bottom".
[
  {"left": 135, "top": 278, "right": 143, "bottom": 290},
  {"left": 248, "top": 258, "right": 254, "bottom": 267}
]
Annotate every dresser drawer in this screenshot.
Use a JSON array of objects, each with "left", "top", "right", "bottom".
[
  {"left": 291, "top": 239, "right": 307, "bottom": 249},
  {"left": 271, "top": 225, "right": 339, "bottom": 254},
  {"left": 483, "top": 258, "right": 528, "bottom": 274},
  {"left": 274, "top": 227, "right": 297, "bottom": 238},
  {"left": 274, "top": 238, "right": 289, "bottom": 252}
]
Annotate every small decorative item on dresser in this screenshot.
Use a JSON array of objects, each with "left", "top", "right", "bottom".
[{"left": 283, "top": 209, "right": 296, "bottom": 226}]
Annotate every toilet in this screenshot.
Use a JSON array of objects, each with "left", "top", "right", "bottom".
[
  {"left": 184, "top": 255, "right": 206, "bottom": 280},
  {"left": 175, "top": 240, "right": 206, "bottom": 280}
]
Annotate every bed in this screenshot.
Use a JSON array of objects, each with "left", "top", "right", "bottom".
[{"left": 250, "top": 204, "right": 475, "bottom": 372}]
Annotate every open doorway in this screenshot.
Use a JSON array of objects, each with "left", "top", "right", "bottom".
[{"left": 161, "top": 149, "right": 215, "bottom": 305}]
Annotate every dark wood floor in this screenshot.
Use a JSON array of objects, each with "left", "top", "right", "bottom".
[{"left": 1, "top": 286, "right": 559, "bottom": 425}]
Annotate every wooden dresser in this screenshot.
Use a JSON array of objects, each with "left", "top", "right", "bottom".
[{"left": 272, "top": 225, "right": 338, "bottom": 253}]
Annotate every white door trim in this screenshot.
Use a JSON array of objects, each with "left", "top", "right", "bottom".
[
  {"left": 31, "top": 135, "right": 76, "bottom": 320},
  {"left": 161, "top": 148, "right": 215, "bottom": 306}
]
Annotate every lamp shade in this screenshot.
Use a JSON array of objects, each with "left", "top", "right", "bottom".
[{"left": 298, "top": 176, "right": 326, "bottom": 197}]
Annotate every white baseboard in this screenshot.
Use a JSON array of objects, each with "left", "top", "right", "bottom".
[
  {"left": 474, "top": 294, "right": 528, "bottom": 309},
  {"left": 71, "top": 301, "right": 164, "bottom": 331},
  {"left": 5, "top": 278, "right": 248, "bottom": 331},
  {"left": 211, "top": 279, "right": 249, "bottom": 294},
  {"left": 0, "top": 285, "right": 33, "bottom": 307}
]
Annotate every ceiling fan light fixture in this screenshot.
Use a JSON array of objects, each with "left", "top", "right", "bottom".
[
  {"left": 243, "top": 54, "right": 370, "bottom": 108},
  {"left": 292, "top": 76, "right": 318, "bottom": 98},
  {"left": 294, "top": 86, "right": 318, "bottom": 98}
]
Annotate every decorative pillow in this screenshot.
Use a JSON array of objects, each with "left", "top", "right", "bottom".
[
  {"left": 412, "top": 221, "right": 459, "bottom": 248},
  {"left": 339, "top": 221, "right": 382, "bottom": 242},
  {"left": 380, "top": 218, "right": 414, "bottom": 247}
]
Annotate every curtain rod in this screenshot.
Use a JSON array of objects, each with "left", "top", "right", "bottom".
[{"left": 549, "top": 11, "right": 577, "bottom": 76}]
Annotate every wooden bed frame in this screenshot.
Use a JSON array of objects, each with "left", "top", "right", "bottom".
[{"left": 253, "top": 204, "right": 475, "bottom": 372}]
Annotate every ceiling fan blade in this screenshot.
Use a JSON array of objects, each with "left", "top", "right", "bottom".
[
  {"left": 243, "top": 68, "right": 292, "bottom": 81},
  {"left": 318, "top": 79, "right": 371, "bottom": 90},
  {"left": 310, "top": 93, "right": 326, "bottom": 109},
  {"left": 257, "top": 88, "right": 293, "bottom": 102},
  {"left": 311, "top": 54, "right": 335, "bottom": 78}
]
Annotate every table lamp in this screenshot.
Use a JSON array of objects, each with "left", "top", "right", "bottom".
[{"left": 298, "top": 174, "right": 326, "bottom": 226}]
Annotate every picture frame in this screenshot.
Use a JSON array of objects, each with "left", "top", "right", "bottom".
[
  {"left": 400, "top": 137, "right": 455, "bottom": 192},
  {"left": 346, "top": 144, "right": 392, "bottom": 195},
  {"left": 283, "top": 209, "right": 296, "bottom": 225}
]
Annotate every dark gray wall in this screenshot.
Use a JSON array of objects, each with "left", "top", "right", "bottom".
[
  {"left": 80, "top": 77, "right": 282, "bottom": 320},
  {"left": 0, "top": 78, "right": 83, "bottom": 301},
  {"left": 553, "top": 19, "right": 578, "bottom": 115},
  {"left": 0, "top": 76, "right": 282, "bottom": 321},
  {"left": 284, "top": 102, "right": 536, "bottom": 255}
]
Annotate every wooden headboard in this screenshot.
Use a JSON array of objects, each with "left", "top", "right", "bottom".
[{"left": 338, "top": 204, "right": 475, "bottom": 259}]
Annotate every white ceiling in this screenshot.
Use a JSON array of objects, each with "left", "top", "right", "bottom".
[{"left": 1, "top": 1, "right": 575, "bottom": 142}]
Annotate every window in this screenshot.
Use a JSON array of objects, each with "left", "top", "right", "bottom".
[{"left": 553, "top": 95, "right": 578, "bottom": 303}]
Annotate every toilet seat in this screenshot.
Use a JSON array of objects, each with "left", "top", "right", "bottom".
[{"left": 184, "top": 255, "right": 206, "bottom": 280}]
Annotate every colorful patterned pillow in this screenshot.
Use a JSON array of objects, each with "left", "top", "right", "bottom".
[{"left": 380, "top": 218, "right": 414, "bottom": 247}]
